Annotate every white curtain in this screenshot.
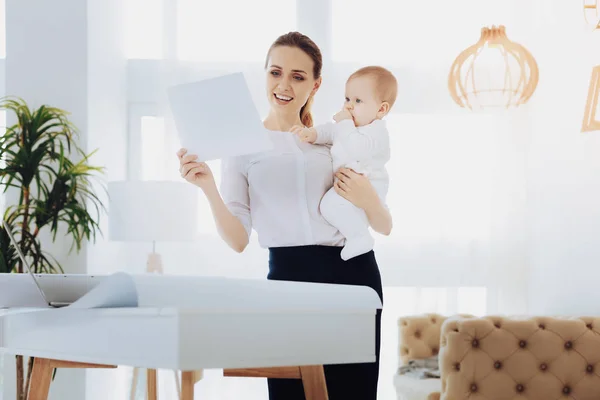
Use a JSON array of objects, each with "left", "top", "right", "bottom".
[{"left": 102, "top": 0, "right": 534, "bottom": 399}]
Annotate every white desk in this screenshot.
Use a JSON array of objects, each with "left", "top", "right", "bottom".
[{"left": 0, "top": 273, "right": 382, "bottom": 399}]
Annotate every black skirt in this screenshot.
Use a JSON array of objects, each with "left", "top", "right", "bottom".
[{"left": 266, "top": 245, "right": 383, "bottom": 400}]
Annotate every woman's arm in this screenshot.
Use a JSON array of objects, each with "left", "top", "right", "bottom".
[
  {"left": 361, "top": 194, "right": 393, "bottom": 236},
  {"left": 333, "top": 168, "right": 392, "bottom": 236},
  {"left": 202, "top": 181, "right": 250, "bottom": 252},
  {"left": 178, "top": 149, "right": 250, "bottom": 252}
]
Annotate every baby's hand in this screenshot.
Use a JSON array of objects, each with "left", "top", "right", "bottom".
[
  {"left": 333, "top": 108, "right": 353, "bottom": 122},
  {"left": 290, "top": 125, "right": 317, "bottom": 143}
]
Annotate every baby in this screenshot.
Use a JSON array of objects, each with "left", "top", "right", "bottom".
[{"left": 291, "top": 66, "right": 397, "bottom": 260}]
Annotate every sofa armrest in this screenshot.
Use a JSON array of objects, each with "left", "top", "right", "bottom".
[
  {"left": 438, "top": 315, "right": 600, "bottom": 399},
  {"left": 398, "top": 313, "right": 446, "bottom": 365},
  {"left": 398, "top": 313, "right": 474, "bottom": 366}
]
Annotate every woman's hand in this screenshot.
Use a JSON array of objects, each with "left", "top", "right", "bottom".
[
  {"left": 176, "top": 148, "right": 215, "bottom": 192},
  {"left": 334, "top": 168, "right": 378, "bottom": 210},
  {"left": 176, "top": 148, "right": 249, "bottom": 252},
  {"left": 334, "top": 167, "right": 393, "bottom": 235}
]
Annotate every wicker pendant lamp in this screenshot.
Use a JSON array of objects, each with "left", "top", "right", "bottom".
[
  {"left": 584, "top": 0, "right": 600, "bottom": 30},
  {"left": 448, "top": 25, "right": 539, "bottom": 110}
]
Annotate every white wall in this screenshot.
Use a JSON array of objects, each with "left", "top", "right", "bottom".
[
  {"left": 527, "top": 0, "right": 600, "bottom": 314},
  {"left": 85, "top": 0, "right": 128, "bottom": 275},
  {"left": 5, "top": 0, "right": 89, "bottom": 275},
  {"left": 85, "top": 0, "right": 129, "bottom": 399},
  {"left": 2, "top": 1, "right": 129, "bottom": 399},
  {"left": 3, "top": 1, "right": 88, "bottom": 399}
]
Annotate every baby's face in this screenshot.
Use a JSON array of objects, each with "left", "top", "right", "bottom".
[{"left": 344, "top": 76, "right": 384, "bottom": 127}]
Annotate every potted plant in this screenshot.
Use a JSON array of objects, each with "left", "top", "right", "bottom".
[{"left": 0, "top": 97, "right": 106, "bottom": 400}]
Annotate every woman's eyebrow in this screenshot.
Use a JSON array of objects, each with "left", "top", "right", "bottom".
[{"left": 270, "top": 65, "right": 307, "bottom": 74}]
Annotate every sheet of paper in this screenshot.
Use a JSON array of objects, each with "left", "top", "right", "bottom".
[{"left": 167, "top": 72, "right": 273, "bottom": 162}]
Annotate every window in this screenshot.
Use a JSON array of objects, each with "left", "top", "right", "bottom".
[
  {"left": 137, "top": 113, "right": 222, "bottom": 236},
  {"left": 124, "top": 0, "right": 163, "bottom": 59},
  {"left": 0, "top": 0, "right": 5, "bottom": 58},
  {"left": 378, "top": 286, "right": 486, "bottom": 399},
  {"left": 140, "top": 116, "right": 167, "bottom": 181},
  {"left": 331, "top": 0, "right": 525, "bottom": 66},
  {"left": 457, "top": 287, "right": 487, "bottom": 316},
  {"left": 381, "top": 113, "right": 493, "bottom": 244},
  {"left": 176, "top": 0, "right": 296, "bottom": 62}
]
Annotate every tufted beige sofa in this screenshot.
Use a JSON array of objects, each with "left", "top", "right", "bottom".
[
  {"left": 394, "top": 313, "right": 451, "bottom": 400},
  {"left": 438, "top": 315, "right": 600, "bottom": 399},
  {"left": 396, "top": 314, "right": 600, "bottom": 400}
]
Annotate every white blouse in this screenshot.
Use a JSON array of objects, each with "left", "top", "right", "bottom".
[{"left": 220, "top": 129, "right": 345, "bottom": 248}]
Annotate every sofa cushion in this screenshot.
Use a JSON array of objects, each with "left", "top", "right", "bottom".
[{"left": 393, "top": 374, "right": 441, "bottom": 400}]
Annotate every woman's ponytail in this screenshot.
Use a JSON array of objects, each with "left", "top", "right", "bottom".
[{"left": 300, "top": 95, "right": 314, "bottom": 128}]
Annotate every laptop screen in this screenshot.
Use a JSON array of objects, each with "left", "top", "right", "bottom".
[{"left": 3, "top": 221, "right": 51, "bottom": 306}]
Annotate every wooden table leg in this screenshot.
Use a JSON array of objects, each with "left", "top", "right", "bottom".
[
  {"left": 147, "top": 369, "right": 158, "bottom": 400},
  {"left": 28, "top": 357, "right": 117, "bottom": 400},
  {"left": 300, "top": 365, "right": 328, "bottom": 400},
  {"left": 28, "top": 358, "right": 53, "bottom": 400},
  {"left": 181, "top": 371, "right": 194, "bottom": 400},
  {"left": 223, "top": 366, "right": 329, "bottom": 400}
]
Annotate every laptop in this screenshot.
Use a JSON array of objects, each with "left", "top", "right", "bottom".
[{"left": 4, "top": 223, "right": 71, "bottom": 308}]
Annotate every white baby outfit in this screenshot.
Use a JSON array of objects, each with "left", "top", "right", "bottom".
[{"left": 314, "top": 118, "right": 390, "bottom": 260}]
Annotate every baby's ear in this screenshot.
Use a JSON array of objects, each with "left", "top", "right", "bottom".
[{"left": 378, "top": 102, "right": 390, "bottom": 116}]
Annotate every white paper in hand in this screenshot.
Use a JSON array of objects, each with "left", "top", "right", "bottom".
[{"left": 167, "top": 72, "right": 273, "bottom": 161}]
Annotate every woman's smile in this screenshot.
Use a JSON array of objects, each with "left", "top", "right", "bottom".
[{"left": 274, "top": 92, "right": 294, "bottom": 105}]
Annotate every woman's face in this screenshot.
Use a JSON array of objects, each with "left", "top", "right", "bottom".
[{"left": 265, "top": 46, "right": 320, "bottom": 118}]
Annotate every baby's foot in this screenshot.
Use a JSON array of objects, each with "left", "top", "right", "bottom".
[{"left": 341, "top": 235, "right": 374, "bottom": 261}]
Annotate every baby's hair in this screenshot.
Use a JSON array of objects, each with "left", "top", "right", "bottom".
[{"left": 348, "top": 66, "right": 398, "bottom": 111}]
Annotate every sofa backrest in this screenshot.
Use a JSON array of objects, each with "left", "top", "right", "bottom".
[{"left": 439, "top": 315, "right": 600, "bottom": 399}]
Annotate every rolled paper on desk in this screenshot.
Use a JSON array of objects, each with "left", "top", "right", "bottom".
[
  {"left": 68, "top": 272, "right": 383, "bottom": 311},
  {"left": 67, "top": 272, "right": 138, "bottom": 308}
]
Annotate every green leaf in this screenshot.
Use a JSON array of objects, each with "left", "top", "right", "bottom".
[{"left": 0, "top": 96, "right": 105, "bottom": 274}]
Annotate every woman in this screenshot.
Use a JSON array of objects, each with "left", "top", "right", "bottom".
[{"left": 177, "top": 31, "right": 392, "bottom": 400}]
